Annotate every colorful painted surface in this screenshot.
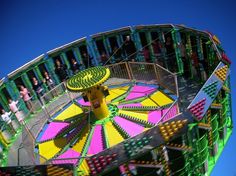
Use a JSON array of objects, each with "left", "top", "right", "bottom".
[
  {"left": 52, "top": 149, "right": 80, "bottom": 165},
  {"left": 54, "top": 103, "right": 83, "bottom": 121},
  {"left": 104, "top": 121, "right": 124, "bottom": 147},
  {"left": 36, "top": 82, "right": 177, "bottom": 165},
  {"left": 141, "top": 91, "right": 173, "bottom": 107},
  {"left": 87, "top": 125, "right": 104, "bottom": 155},
  {"left": 114, "top": 116, "right": 145, "bottom": 137},
  {"left": 39, "top": 122, "right": 69, "bottom": 142},
  {"left": 188, "top": 62, "right": 230, "bottom": 121},
  {"left": 125, "top": 85, "right": 156, "bottom": 100}
]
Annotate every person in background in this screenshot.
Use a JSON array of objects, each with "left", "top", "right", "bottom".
[
  {"left": 142, "top": 47, "right": 151, "bottom": 63},
  {"left": 19, "top": 85, "right": 32, "bottom": 110},
  {"left": 43, "top": 71, "right": 55, "bottom": 90},
  {"left": 165, "top": 36, "right": 176, "bottom": 72},
  {"left": 112, "top": 46, "right": 122, "bottom": 63},
  {"left": 123, "top": 35, "right": 137, "bottom": 62},
  {"left": 54, "top": 59, "right": 68, "bottom": 82},
  {"left": 100, "top": 51, "right": 110, "bottom": 65},
  {"left": 82, "top": 52, "right": 94, "bottom": 69},
  {"left": 191, "top": 51, "right": 201, "bottom": 79},
  {"left": 152, "top": 40, "right": 163, "bottom": 65},
  {"left": 165, "top": 36, "right": 175, "bottom": 55},
  {"left": 8, "top": 98, "right": 24, "bottom": 123},
  {"left": 1, "top": 109, "right": 16, "bottom": 135},
  {"left": 32, "top": 77, "right": 44, "bottom": 98},
  {"left": 152, "top": 40, "right": 162, "bottom": 56},
  {"left": 179, "top": 41, "right": 190, "bottom": 80},
  {"left": 32, "top": 77, "right": 47, "bottom": 106},
  {"left": 71, "top": 58, "right": 81, "bottom": 74}
]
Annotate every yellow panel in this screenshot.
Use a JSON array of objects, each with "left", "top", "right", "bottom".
[
  {"left": 0, "top": 132, "right": 9, "bottom": 146},
  {"left": 54, "top": 103, "right": 83, "bottom": 121},
  {"left": 104, "top": 121, "right": 124, "bottom": 147},
  {"left": 72, "top": 125, "right": 90, "bottom": 153},
  {"left": 119, "top": 110, "right": 148, "bottom": 121},
  {"left": 106, "top": 86, "right": 129, "bottom": 102},
  {"left": 141, "top": 98, "right": 158, "bottom": 106},
  {"left": 141, "top": 91, "right": 173, "bottom": 107},
  {"left": 38, "top": 138, "right": 67, "bottom": 160},
  {"left": 78, "top": 158, "right": 90, "bottom": 175}
]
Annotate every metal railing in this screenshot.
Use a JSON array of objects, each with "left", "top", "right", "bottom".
[
  {"left": 105, "top": 62, "right": 132, "bottom": 86},
  {"left": 9, "top": 61, "right": 179, "bottom": 168},
  {"left": 15, "top": 82, "right": 81, "bottom": 166},
  {"left": 155, "top": 63, "right": 178, "bottom": 96},
  {"left": 128, "top": 62, "right": 158, "bottom": 83}
]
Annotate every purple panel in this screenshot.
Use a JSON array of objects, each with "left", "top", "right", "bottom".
[
  {"left": 77, "top": 98, "right": 91, "bottom": 106},
  {"left": 126, "top": 85, "right": 156, "bottom": 100},
  {"left": 118, "top": 103, "right": 142, "bottom": 108},
  {"left": 114, "top": 116, "right": 144, "bottom": 137},
  {"left": 148, "top": 105, "right": 178, "bottom": 124},
  {"left": 52, "top": 149, "right": 80, "bottom": 165},
  {"left": 87, "top": 125, "right": 104, "bottom": 155},
  {"left": 148, "top": 110, "right": 164, "bottom": 124},
  {"left": 39, "top": 122, "right": 69, "bottom": 142},
  {"left": 162, "top": 105, "right": 177, "bottom": 122}
]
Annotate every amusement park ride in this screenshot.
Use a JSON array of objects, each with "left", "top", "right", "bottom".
[{"left": 0, "top": 24, "right": 233, "bottom": 176}]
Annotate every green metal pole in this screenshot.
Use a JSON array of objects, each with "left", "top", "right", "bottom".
[
  {"left": 73, "top": 47, "right": 83, "bottom": 65},
  {"left": 146, "top": 31, "right": 155, "bottom": 62},
  {"left": 60, "top": 52, "right": 71, "bottom": 70},
  {"left": 0, "top": 90, "right": 9, "bottom": 110},
  {"left": 5, "top": 81, "right": 19, "bottom": 100},
  {"left": 171, "top": 28, "right": 183, "bottom": 74}
]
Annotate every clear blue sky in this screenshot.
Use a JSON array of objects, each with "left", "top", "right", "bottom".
[{"left": 0, "top": 0, "right": 235, "bottom": 175}]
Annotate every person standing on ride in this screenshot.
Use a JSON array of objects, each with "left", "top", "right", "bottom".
[
  {"left": 191, "top": 51, "right": 201, "bottom": 79},
  {"left": 54, "top": 59, "right": 68, "bottom": 82},
  {"left": 123, "top": 35, "right": 137, "bottom": 62},
  {"left": 8, "top": 98, "right": 24, "bottom": 123},
  {"left": 43, "top": 71, "right": 55, "bottom": 90},
  {"left": 165, "top": 36, "right": 176, "bottom": 72},
  {"left": 179, "top": 41, "right": 190, "bottom": 80},
  {"left": 142, "top": 47, "right": 151, "bottom": 63},
  {"left": 152, "top": 40, "right": 163, "bottom": 65},
  {"left": 112, "top": 46, "right": 122, "bottom": 63},
  {"left": 1, "top": 109, "right": 16, "bottom": 135},
  {"left": 19, "top": 85, "right": 32, "bottom": 110},
  {"left": 71, "top": 58, "right": 81, "bottom": 74},
  {"left": 82, "top": 52, "right": 94, "bottom": 69},
  {"left": 100, "top": 51, "right": 110, "bottom": 65},
  {"left": 32, "top": 77, "right": 45, "bottom": 105}
]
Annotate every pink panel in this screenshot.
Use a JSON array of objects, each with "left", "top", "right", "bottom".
[
  {"left": 52, "top": 149, "right": 80, "bottom": 165},
  {"left": 87, "top": 125, "right": 104, "bottom": 155},
  {"left": 40, "top": 122, "right": 69, "bottom": 142},
  {"left": 77, "top": 98, "right": 91, "bottom": 106},
  {"left": 126, "top": 85, "right": 156, "bottom": 100},
  {"left": 114, "top": 116, "right": 144, "bottom": 137},
  {"left": 147, "top": 110, "right": 164, "bottom": 124},
  {"left": 162, "top": 105, "right": 178, "bottom": 122}
]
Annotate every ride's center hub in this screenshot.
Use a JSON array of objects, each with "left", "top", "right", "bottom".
[{"left": 67, "top": 66, "right": 111, "bottom": 119}]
